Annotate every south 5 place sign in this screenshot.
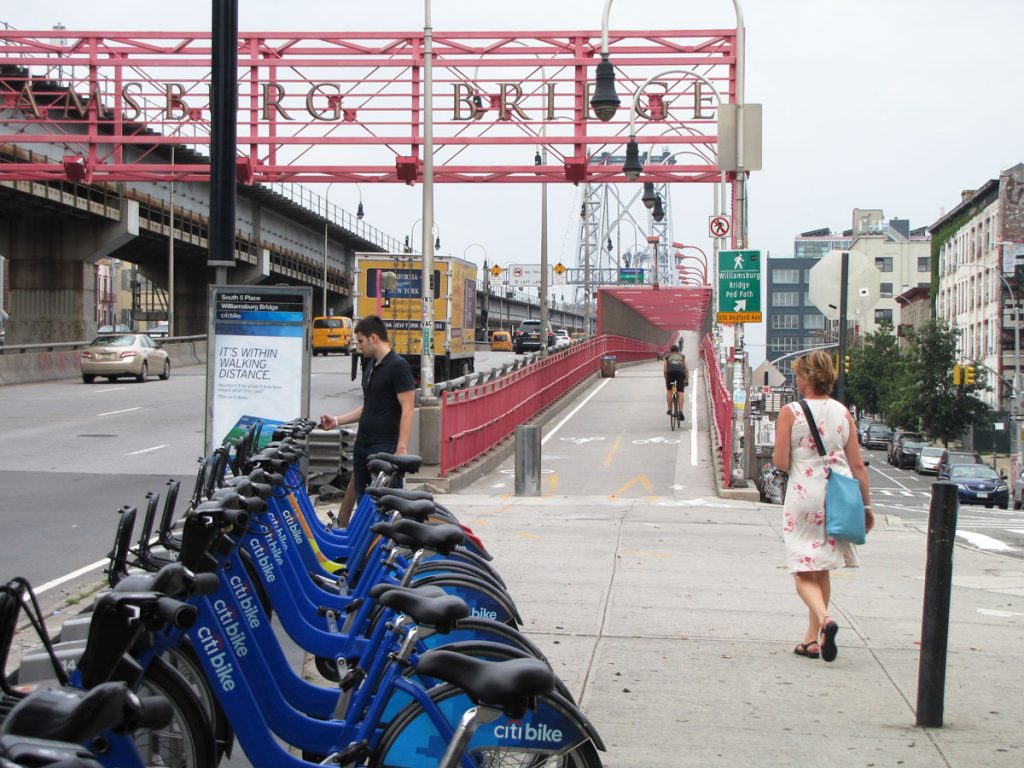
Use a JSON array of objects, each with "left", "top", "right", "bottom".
[{"left": 716, "top": 250, "right": 762, "bottom": 324}]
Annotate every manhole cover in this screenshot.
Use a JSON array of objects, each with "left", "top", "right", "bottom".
[{"left": 76, "top": 434, "right": 117, "bottom": 438}]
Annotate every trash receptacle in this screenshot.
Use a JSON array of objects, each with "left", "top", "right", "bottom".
[{"left": 600, "top": 354, "right": 617, "bottom": 378}]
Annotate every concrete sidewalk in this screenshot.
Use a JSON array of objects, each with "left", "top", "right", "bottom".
[
  {"left": 437, "top": 492, "right": 1024, "bottom": 767},
  {"left": 429, "top": 360, "right": 1024, "bottom": 767}
]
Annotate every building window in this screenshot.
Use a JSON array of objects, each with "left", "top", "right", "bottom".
[
  {"left": 771, "top": 268, "right": 800, "bottom": 284},
  {"left": 803, "top": 314, "right": 825, "bottom": 330},
  {"left": 772, "top": 291, "right": 799, "bottom": 307},
  {"left": 874, "top": 308, "right": 893, "bottom": 324},
  {"left": 771, "top": 314, "right": 799, "bottom": 329},
  {"left": 880, "top": 283, "right": 893, "bottom": 299},
  {"left": 918, "top": 256, "right": 930, "bottom": 272},
  {"left": 875, "top": 257, "right": 893, "bottom": 273},
  {"left": 769, "top": 336, "right": 800, "bottom": 353}
]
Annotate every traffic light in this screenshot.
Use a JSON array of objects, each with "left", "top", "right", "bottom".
[
  {"left": 963, "top": 365, "right": 976, "bottom": 386},
  {"left": 844, "top": 355, "right": 851, "bottom": 374},
  {"left": 953, "top": 364, "right": 962, "bottom": 386}
]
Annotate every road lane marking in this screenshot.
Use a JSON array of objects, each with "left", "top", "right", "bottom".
[
  {"left": 98, "top": 407, "right": 141, "bottom": 416},
  {"left": 36, "top": 557, "right": 109, "bottom": 595},
  {"left": 541, "top": 380, "right": 610, "bottom": 445},
  {"left": 609, "top": 474, "right": 652, "bottom": 498},
  {"left": 603, "top": 436, "right": 622, "bottom": 467},
  {"left": 127, "top": 444, "right": 169, "bottom": 455},
  {"left": 690, "top": 371, "right": 699, "bottom": 465},
  {"left": 956, "top": 531, "right": 1014, "bottom": 551},
  {"left": 96, "top": 387, "right": 126, "bottom": 393},
  {"left": 870, "top": 466, "right": 915, "bottom": 491}
]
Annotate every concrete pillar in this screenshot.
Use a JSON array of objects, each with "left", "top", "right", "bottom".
[{"left": 1, "top": 200, "right": 138, "bottom": 344}]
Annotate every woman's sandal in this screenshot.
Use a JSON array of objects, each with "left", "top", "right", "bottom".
[
  {"left": 793, "top": 641, "right": 820, "bottom": 659},
  {"left": 819, "top": 617, "right": 839, "bottom": 662}
]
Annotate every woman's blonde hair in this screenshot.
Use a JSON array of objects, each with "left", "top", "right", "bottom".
[{"left": 792, "top": 349, "right": 837, "bottom": 395}]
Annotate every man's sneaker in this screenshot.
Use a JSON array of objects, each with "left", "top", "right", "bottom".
[
  {"left": 666, "top": 410, "right": 672, "bottom": 416},
  {"left": 681, "top": 412, "right": 686, "bottom": 420}
]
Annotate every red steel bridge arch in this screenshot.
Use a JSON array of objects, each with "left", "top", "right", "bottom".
[{"left": 1, "top": 27, "right": 740, "bottom": 329}]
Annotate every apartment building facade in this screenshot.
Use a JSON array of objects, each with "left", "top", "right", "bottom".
[{"left": 932, "top": 163, "right": 1024, "bottom": 411}]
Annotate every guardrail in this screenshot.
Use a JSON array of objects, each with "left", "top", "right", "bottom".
[
  {"left": 439, "top": 335, "right": 660, "bottom": 476},
  {"left": 702, "top": 333, "right": 732, "bottom": 488}
]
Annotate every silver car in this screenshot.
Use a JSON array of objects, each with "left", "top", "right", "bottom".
[
  {"left": 81, "top": 333, "right": 170, "bottom": 383},
  {"left": 916, "top": 446, "right": 943, "bottom": 475}
]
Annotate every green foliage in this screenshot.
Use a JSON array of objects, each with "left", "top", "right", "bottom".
[
  {"left": 880, "top": 320, "right": 990, "bottom": 445},
  {"left": 846, "top": 320, "right": 902, "bottom": 418}
]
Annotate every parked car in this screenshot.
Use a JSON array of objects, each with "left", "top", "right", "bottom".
[
  {"left": 864, "top": 423, "right": 893, "bottom": 450},
  {"left": 916, "top": 446, "right": 944, "bottom": 474},
  {"left": 856, "top": 417, "right": 876, "bottom": 446},
  {"left": 887, "top": 431, "right": 922, "bottom": 465},
  {"left": 937, "top": 449, "right": 983, "bottom": 479},
  {"left": 490, "top": 330, "right": 512, "bottom": 351},
  {"left": 947, "top": 464, "right": 1009, "bottom": 509},
  {"left": 1012, "top": 468, "right": 1024, "bottom": 510},
  {"left": 80, "top": 333, "right": 170, "bottom": 383},
  {"left": 512, "top": 320, "right": 554, "bottom": 354},
  {"left": 893, "top": 437, "right": 927, "bottom": 469},
  {"left": 311, "top": 316, "right": 353, "bottom": 356},
  {"left": 553, "top": 328, "right": 571, "bottom": 349}
]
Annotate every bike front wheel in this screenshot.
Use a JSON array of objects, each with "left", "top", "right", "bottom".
[{"left": 133, "top": 656, "right": 217, "bottom": 768}]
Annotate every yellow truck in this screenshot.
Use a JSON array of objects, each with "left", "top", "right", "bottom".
[{"left": 353, "top": 253, "right": 478, "bottom": 381}]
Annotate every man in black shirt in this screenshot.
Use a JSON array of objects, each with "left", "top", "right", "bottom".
[{"left": 319, "top": 315, "right": 415, "bottom": 525}]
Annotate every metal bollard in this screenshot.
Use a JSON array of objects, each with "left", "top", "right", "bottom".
[
  {"left": 514, "top": 425, "right": 541, "bottom": 497},
  {"left": 915, "top": 481, "right": 959, "bottom": 728}
]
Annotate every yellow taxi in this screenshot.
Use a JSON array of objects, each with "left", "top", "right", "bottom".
[
  {"left": 312, "top": 316, "right": 353, "bottom": 356},
  {"left": 490, "top": 330, "right": 513, "bottom": 351}
]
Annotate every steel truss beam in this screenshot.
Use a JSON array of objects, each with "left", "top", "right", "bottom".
[{"left": 0, "top": 29, "right": 735, "bottom": 184}]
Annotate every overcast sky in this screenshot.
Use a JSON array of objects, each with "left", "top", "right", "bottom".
[{"left": 5, "top": 1, "right": 1022, "bottom": 362}]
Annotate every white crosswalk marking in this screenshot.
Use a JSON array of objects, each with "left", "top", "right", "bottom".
[{"left": 956, "top": 531, "right": 1015, "bottom": 551}]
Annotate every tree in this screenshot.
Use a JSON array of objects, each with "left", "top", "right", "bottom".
[
  {"left": 888, "top": 320, "right": 989, "bottom": 445},
  {"left": 846, "top": 320, "right": 902, "bottom": 418}
]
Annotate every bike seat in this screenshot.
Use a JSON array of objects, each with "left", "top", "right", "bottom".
[
  {"left": 370, "top": 518, "right": 464, "bottom": 554},
  {"left": 375, "top": 496, "right": 436, "bottom": 522},
  {"left": 1, "top": 684, "right": 131, "bottom": 743},
  {"left": 415, "top": 650, "right": 554, "bottom": 718},
  {"left": 368, "top": 585, "right": 469, "bottom": 632},
  {"left": 364, "top": 486, "right": 434, "bottom": 502},
  {"left": 366, "top": 453, "right": 423, "bottom": 475},
  {"left": 0, "top": 734, "right": 105, "bottom": 768}
]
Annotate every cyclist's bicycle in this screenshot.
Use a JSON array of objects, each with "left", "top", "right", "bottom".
[{"left": 669, "top": 382, "right": 683, "bottom": 431}]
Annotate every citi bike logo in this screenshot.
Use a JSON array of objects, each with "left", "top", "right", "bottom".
[
  {"left": 470, "top": 606, "right": 498, "bottom": 620},
  {"left": 213, "top": 599, "right": 249, "bottom": 659},
  {"left": 248, "top": 537, "right": 277, "bottom": 583},
  {"left": 197, "top": 626, "right": 237, "bottom": 692},
  {"left": 283, "top": 496, "right": 306, "bottom": 545},
  {"left": 492, "top": 721, "right": 563, "bottom": 743},
  {"left": 229, "top": 575, "right": 262, "bottom": 630}
]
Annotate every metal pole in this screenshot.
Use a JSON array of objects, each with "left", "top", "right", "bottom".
[
  {"left": 420, "top": 0, "right": 436, "bottom": 397},
  {"left": 168, "top": 145, "right": 175, "bottom": 336},
  {"left": 208, "top": 0, "right": 237, "bottom": 274},
  {"left": 584, "top": 182, "right": 591, "bottom": 335},
  {"left": 323, "top": 220, "right": 329, "bottom": 316},
  {"left": 916, "top": 481, "right": 959, "bottom": 728},
  {"left": 514, "top": 424, "right": 542, "bottom": 496},
  {"left": 836, "top": 251, "right": 850, "bottom": 403},
  {"left": 539, "top": 166, "right": 549, "bottom": 357}
]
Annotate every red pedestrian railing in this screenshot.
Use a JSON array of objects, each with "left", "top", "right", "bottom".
[
  {"left": 701, "top": 333, "right": 732, "bottom": 487},
  {"left": 440, "top": 335, "right": 660, "bottom": 475}
]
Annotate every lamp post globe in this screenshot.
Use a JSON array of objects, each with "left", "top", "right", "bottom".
[
  {"left": 590, "top": 54, "right": 620, "bottom": 122},
  {"left": 652, "top": 195, "right": 665, "bottom": 223},
  {"left": 641, "top": 182, "right": 658, "bottom": 209},
  {"left": 356, "top": 201, "right": 364, "bottom": 220},
  {"left": 623, "top": 138, "right": 643, "bottom": 181}
]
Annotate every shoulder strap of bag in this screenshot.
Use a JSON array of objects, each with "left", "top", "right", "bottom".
[{"left": 798, "top": 399, "right": 828, "bottom": 458}]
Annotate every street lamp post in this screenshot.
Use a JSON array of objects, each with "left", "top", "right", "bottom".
[
  {"left": 420, "top": 0, "right": 436, "bottom": 398},
  {"left": 464, "top": 243, "right": 488, "bottom": 339},
  {"left": 408, "top": 219, "right": 441, "bottom": 253},
  {"left": 323, "top": 181, "right": 335, "bottom": 316}
]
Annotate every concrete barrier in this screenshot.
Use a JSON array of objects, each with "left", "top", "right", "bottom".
[{"left": 0, "top": 337, "right": 208, "bottom": 386}]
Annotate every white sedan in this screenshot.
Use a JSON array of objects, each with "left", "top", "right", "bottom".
[
  {"left": 81, "top": 333, "right": 170, "bottom": 383},
  {"left": 553, "top": 329, "right": 572, "bottom": 349}
]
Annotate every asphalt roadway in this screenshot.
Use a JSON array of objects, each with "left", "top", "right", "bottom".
[{"left": 408, "top": 358, "right": 1024, "bottom": 767}]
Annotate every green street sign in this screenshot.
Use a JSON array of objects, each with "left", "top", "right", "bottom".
[{"left": 717, "top": 249, "right": 762, "bottom": 323}]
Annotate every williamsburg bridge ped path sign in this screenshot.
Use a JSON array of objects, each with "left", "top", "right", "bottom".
[{"left": 716, "top": 250, "right": 762, "bottom": 324}]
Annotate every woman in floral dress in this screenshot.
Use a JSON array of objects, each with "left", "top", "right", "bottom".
[{"left": 772, "top": 350, "right": 874, "bottom": 662}]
